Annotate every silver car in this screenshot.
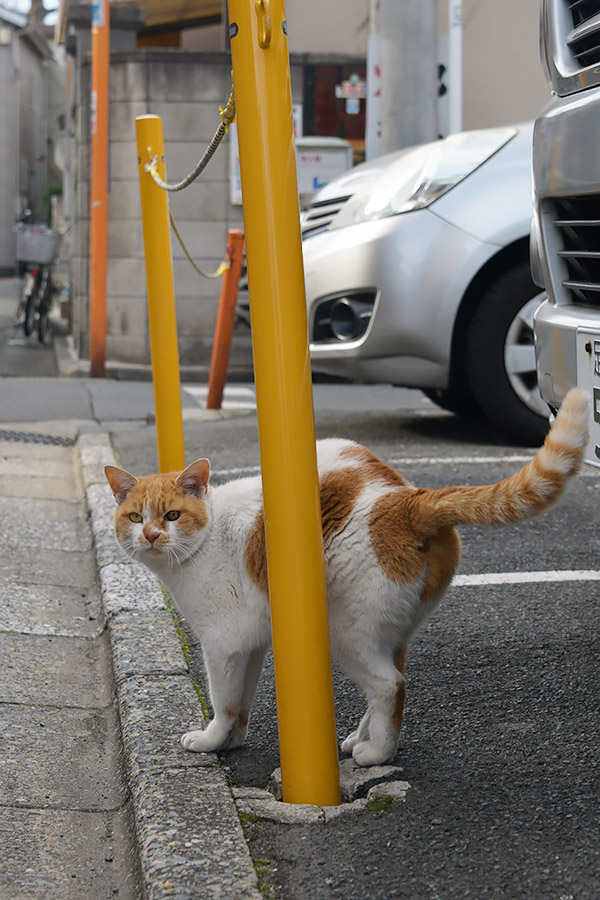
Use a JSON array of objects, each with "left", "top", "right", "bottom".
[
  {"left": 532, "top": 0, "right": 600, "bottom": 468},
  {"left": 302, "top": 122, "right": 548, "bottom": 444}
]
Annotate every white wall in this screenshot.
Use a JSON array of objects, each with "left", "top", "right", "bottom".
[
  {"left": 460, "top": 0, "right": 548, "bottom": 129},
  {"left": 285, "top": 0, "right": 368, "bottom": 55}
]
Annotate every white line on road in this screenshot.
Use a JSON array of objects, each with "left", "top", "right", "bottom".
[
  {"left": 183, "top": 385, "right": 257, "bottom": 410},
  {"left": 454, "top": 570, "right": 600, "bottom": 586},
  {"left": 389, "top": 455, "right": 534, "bottom": 466}
]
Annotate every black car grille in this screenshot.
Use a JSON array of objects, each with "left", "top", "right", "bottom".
[
  {"left": 301, "top": 196, "right": 351, "bottom": 239},
  {"left": 567, "top": 1, "right": 600, "bottom": 68},
  {"left": 554, "top": 195, "right": 600, "bottom": 306}
]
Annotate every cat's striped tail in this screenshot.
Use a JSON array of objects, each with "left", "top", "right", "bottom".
[{"left": 411, "top": 388, "right": 590, "bottom": 534}]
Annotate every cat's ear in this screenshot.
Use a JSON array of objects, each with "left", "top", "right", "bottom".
[
  {"left": 175, "top": 459, "right": 210, "bottom": 497},
  {"left": 105, "top": 465, "right": 138, "bottom": 504}
]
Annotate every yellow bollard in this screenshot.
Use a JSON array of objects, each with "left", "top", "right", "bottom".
[
  {"left": 135, "top": 115, "right": 185, "bottom": 473},
  {"left": 228, "top": 0, "right": 340, "bottom": 805}
]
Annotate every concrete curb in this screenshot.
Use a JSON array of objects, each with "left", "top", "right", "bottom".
[{"left": 77, "top": 430, "right": 263, "bottom": 900}]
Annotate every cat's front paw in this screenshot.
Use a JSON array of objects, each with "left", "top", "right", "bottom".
[
  {"left": 341, "top": 730, "right": 360, "bottom": 754},
  {"left": 221, "top": 724, "right": 248, "bottom": 750},
  {"left": 181, "top": 729, "right": 220, "bottom": 753}
]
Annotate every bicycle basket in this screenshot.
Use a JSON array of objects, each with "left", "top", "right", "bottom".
[{"left": 16, "top": 224, "right": 60, "bottom": 264}]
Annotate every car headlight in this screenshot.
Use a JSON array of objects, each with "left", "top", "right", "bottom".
[{"left": 330, "top": 126, "right": 517, "bottom": 229}]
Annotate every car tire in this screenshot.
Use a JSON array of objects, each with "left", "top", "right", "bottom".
[
  {"left": 423, "top": 387, "right": 483, "bottom": 418},
  {"left": 465, "top": 261, "right": 549, "bottom": 445}
]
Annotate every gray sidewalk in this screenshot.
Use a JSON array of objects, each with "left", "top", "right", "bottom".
[{"left": 0, "top": 424, "right": 262, "bottom": 899}]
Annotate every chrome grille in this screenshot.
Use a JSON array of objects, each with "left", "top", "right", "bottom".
[
  {"left": 301, "top": 196, "right": 351, "bottom": 239},
  {"left": 567, "top": 2, "right": 600, "bottom": 67},
  {"left": 554, "top": 196, "right": 600, "bottom": 305},
  {"left": 542, "top": 0, "right": 600, "bottom": 95}
]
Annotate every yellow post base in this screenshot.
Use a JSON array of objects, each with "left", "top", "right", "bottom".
[{"left": 229, "top": 0, "right": 340, "bottom": 806}]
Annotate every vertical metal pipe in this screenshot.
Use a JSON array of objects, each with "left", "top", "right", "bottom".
[
  {"left": 136, "top": 115, "right": 185, "bottom": 473},
  {"left": 448, "top": 0, "right": 463, "bottom": 134},
  {"left": 207, "top": 229, "right": 245, "bottom": 410},
  {"left": 228, "top": 0, "right": 340, "bottom": 806},
  {"left": 89, "top": 0, "right": 109, "bottom": 377}
]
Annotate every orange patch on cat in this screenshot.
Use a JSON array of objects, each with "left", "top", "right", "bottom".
[
  {"left": 244, "top": 508, "right": 269, "bottom": 596},
  {"left": 236, "top": 709, "right": 249, "bottom": 728},
  {"left": 393, "top": 646, "right": 407, "bottom": 674},
  {"left": 319, "top": 467, "right": 365, "bottom": 545},
  {"left": 223, "top": 705, "right": 249, "bottom": 729},
  {"left": 245, "top": 466, "right": 367, "bottom": 594},
  {"left": 340, "top": 444, "right": 410, "bottom": 489},
  {"left": 368, "top": 490, "right": 426, "bottom": 584},
  {"left": 419, "top": 528, "right": 461, "bottom": 604},
  {"left": 392, "top": 676, "right": 407, "bottom": 731}
]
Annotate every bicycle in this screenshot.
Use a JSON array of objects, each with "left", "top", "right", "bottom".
[{"left": 14, "top": 220, "right": 61, "bottom": 343}]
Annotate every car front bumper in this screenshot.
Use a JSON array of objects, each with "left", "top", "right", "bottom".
[
  {"left": 534, "top": 299, "right": 600, "bottom": 467},
  {"left": 302, "top": 207, "right": 497, "bottom": 388},
  {"left": 532, "top": 86, "right": 600, "bottom": 466}
]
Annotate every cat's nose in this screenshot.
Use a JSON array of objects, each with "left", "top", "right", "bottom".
[{"left": 143, "top": 526, "right": 162, "bottom": 545}]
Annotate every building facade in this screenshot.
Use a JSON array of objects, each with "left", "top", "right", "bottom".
[{"left": 62, "top": 0, "right": 549, "bottom": 375}]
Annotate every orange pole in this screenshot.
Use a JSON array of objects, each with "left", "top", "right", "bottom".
[
  {"left": 89, "top": 0, "right": 109, "bottom": 378},
  {"left": 207, "top": 230, "right": 245, "bottom": 410}
]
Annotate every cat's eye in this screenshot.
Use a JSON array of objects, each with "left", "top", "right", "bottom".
[
  {"left": 165, "top": 510, "right": 180, "bottom": 521},
  {"left": 129, "top": 512, "right": 143, "bottom": 523}
]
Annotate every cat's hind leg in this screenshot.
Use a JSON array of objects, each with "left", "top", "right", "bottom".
[
  {"left": 182, "top": 648, "right": 256, "bottom": 753},
  {"left": 352, "top": 666, "right": 406, "bottom": 766},
  {"left": 339, "top": 647, "right": 407, "bottom": 767}
]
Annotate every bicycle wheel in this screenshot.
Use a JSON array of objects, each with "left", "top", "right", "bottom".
[
  {"left": 37, "top": 270, "right": 51, "bottom": 343},
  {"left": 24, "top": 289, "right": 36, "bottom": 336},
  {"left": 37, "top": 306, "right": 49, "bottom": 343}
]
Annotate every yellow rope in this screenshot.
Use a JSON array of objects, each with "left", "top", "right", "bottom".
[
  {"left": 169, "top": 213, "right": 230, "bottom": 279},
  {"left": 145, "top": 83, "right": 236, "bottom": 193}
]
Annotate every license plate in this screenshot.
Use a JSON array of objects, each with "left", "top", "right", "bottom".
[{"left": 576, "top": 328, "right": 600, "bottom": 468}]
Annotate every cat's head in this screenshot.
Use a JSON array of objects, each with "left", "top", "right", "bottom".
[{"left": 105, "top": 459, "right": 211, "bottom": 566}]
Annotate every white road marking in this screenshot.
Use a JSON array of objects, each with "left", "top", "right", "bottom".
[
  {"left": 183, "top": 384, "right": 257, "bottom": 410},
  {"left": 388, "top": 455, "right": 534, "bottom": 466},
  {"left": 454, "top": 570, "right": 600, "bottom": 587}
]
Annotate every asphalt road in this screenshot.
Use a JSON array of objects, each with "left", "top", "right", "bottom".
[{"left": 1, "top": 272, "right": 598, "bottom": 899}]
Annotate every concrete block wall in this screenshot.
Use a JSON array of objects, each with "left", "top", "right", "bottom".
[{"left": 70, "top": 46, "right": 257, "bottom": 374}]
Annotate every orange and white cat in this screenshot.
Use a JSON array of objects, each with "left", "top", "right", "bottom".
[{"left": 105, "top": 388, "right": 588, "bottom": 767}]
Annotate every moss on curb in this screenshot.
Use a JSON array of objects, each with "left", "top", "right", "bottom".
[
  {"left": 253, "top": 857, "right": 271, "bottom": 898},
  {"left": 238, "top": 811, "right": 260, "bottom": 827},
  {"left": 160, "top": 586, "right": 212, "bottom": 722},
  {"left": 367, "top": 795, "right": 394, "bottom": 813}
]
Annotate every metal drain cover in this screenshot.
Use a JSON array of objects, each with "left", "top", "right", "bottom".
[{"left": 0, "top": 430, "right": 77, "bottom": 447}]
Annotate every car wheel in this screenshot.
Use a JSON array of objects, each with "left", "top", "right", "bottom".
[
  {"left": 465, "top": 261, "right": 549, "bottom": 445},
  {"left": 423, "top": 387, "right": 483, "bottom": 418}
]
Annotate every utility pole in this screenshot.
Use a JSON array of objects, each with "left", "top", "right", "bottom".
[
  {"left": 448, "top": 0, "right": 463, "bottom": 133},
  {"left": 365, "top": 0, "right": 382, "bottom": 160},
  {"left": 378, "top": 0, "right": 438, "bottom": 154},
  {"left": 89, "top": 0, "right": 109, "bottom": 377}
]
